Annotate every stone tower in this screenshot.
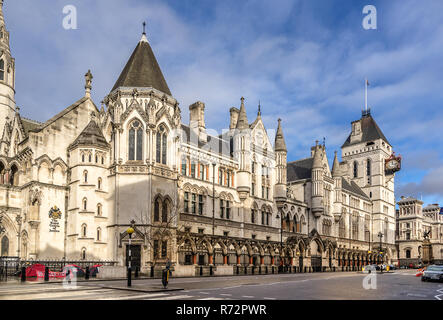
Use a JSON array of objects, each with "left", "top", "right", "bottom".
[
  {"left": 331, "top": 151, "right": 343, "bottom": 223},
  {"left": 274, "top": 119, "right": 287, "bottom": 206},
  {"left": 311, "top": 142, "right": 324, "bottom": 218},
  {"left": 233, "top": 97, "right": 251, "bottom": 200},
  {"left": 341, "top": 110, "right": 397, "bottom": 245},
  {"left": 0, "top": 0, "right": 16, "bottom": 135}
]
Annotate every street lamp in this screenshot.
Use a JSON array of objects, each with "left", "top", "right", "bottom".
[
  {"left": 127, "top": 223, "right": 135, "bottom": 287},
  {"left": 377, "top": 232, "right": 383, "bottom": 273},
  {"left": 212, "top": 163, "right": 216, "bottom": 236},
  {"left": 276, "top": 210, "right": 283, "bottom": 273}
]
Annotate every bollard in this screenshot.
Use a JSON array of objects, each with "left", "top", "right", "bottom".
[
  {"left": 44, "top": 267, "right": 49, "bottom": 282},
  {"left": 244, "top": 266, "right": 247, "bottom": 275},
  {"left": 21, "top": 267, "right": 26, "bottom": 282},
  {"left": 135, "top": 266, "right": 139, "bottom": 278},
  {"left": 85, "top": 266, "right": 90, "bottom": 280},
  {"left": 200, "top": 266, "right": 203, "bottom": 276},
  {"left": 151, "top": 266, "right": 154, "bottom": 278},
  {"left": 209, "top": 266, "right": 213, "bottom": 276}
]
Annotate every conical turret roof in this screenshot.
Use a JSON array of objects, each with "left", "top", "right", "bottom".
[
  {"left": 236, "top": 97, "right": 249, "bottom": 130},
  {"left": 70, "top": 119, "right": 110, "bottom": 149},
  {"left": 312, "top": 142, "right": 323, "bottom": 169},
  {"left": 112, "top": 33, "right": 171, "bottom": 95},
  {"left": 332, "top": 151, "right": 340, "bottom": 177},
  {"left": 274, "top": 119, "right": 287, "bottom": 152}
]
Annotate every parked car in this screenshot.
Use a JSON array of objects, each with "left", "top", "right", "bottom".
[
  {"left": 421, "top": 265, "right": 443, "bottom": 282},
  {"left": 388, "top": 264, "right": 397, "bottom": 270}
]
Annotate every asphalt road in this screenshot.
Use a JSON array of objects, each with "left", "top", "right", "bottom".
[{"left": 0, "top": 270, "right": 441, "bottom": 300}]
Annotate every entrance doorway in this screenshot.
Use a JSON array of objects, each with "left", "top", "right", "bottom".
[
  {"left": 126, "top": 245, "right": 141, "bottom": 269},
  {"left": 311, "top": 255, "right": 322, "bottom": 272}
]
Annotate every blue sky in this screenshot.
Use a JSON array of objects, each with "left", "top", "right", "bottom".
[{"left": 4, "top": 0, "right": 443, "bottom": 206}]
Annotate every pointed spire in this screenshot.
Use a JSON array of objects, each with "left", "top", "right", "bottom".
[
  {"left": 275, "top": 119, "right": 287, "bottom": 152},
  {"left": 312, "top": 141, "right": 323, "bottom": 169},
  {"left": 0, "top": 1, "right": 5, "bottom": 26},
  {"left": 140, "top": 21, "right": 148, "bottom": 43},
  {"left": 257, "top": 100, "right": 261, "bottom": 117},
  {"left": 236, "top": 97, "right": 249, "bottom": 130},
  {"left": 332, "top": 151, "right": 340, "bottom": 177},
  {"left": 85, "top": 70, "right": 93, "bottom": 98}
]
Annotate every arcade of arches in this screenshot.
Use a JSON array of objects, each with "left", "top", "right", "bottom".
[{"left": 177, "top": 232, "right": 392, "bottom": 273}]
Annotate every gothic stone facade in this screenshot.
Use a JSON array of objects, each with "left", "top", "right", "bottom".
[
  {"left": 0, "top": 2, "right": 400, "bottom": 274},
  {"left": 396, "top": 197, "right": 443, "bottom": 267}
]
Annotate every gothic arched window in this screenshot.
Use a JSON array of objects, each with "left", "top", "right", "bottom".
[
  {"left": 10, "top": 164, "right": 18, "bottom": 186},
  {"left": 97, "top": 178, "right": 102, "bottom": 190},
  {"left": 129, "top": 120, "right": 143, "bottom": 161},
  {"left": 81, "top": 224, "right": 87, "bottom": 237},
  {"left": 0, "top": 59, "right": 4, "bottom": 81},
  {"left": 81, "top": 248, "right": 87, "bottom": 260},
  {"left": 83, "top": 198, "right": 87, "bottom": 211},
  {"left": 353, "top": 161, "right": 358, "bottom": 178},
  {"left": 97, "top": 228, "right": 101, "bottom": 241},
  {"left": 97, "top": 203, "right": 102, "bottom": 216},
  {"left": 1, "top": 236, "right": 9, "bottom": 256},
  {"left": 156, "top": 125, "right": 168, "bottom": 165},
  {"left": 366, "top": 159, "right": 372, "bottom": 185},
  {"left": 83, "top": 170, "right": 88, "bottom": 183},
  {"left": 154, "top": 197, "right": 161, "bottom": 222},
  {"left": 162, "top": 200, "right": 169, "bottom": 223},
  {"left": 339, "top": 217, "right": 346, "bottom": 238}
]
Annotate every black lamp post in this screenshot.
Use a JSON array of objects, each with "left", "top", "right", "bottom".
[
  {"left": 127, "top": 224, "right": 135, "bottom": 287},
  {"left": 212, "top": 163, "right": 216, "bottom": 236},
  {"left": 276, "top": 209, "right": 283, "bottom": 273},
  {"left": 377, "top": 232, "right": 383, "bottom": 273}
]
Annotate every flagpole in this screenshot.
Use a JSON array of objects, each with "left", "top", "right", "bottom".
[{"left": 365, "top": 78, "right": 368, "bottom": 112}]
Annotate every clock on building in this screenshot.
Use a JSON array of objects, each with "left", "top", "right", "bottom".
[{"left": 385, "top": 153, "right": 401, "bottom": 175}]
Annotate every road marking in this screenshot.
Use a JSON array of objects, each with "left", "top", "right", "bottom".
[
  {"left": 148, "top": 295, "right": 194, "bottom": 300},
  {"left": 1, "top": 288, "right": 114, "bottom": 300},
  {"left": 199, "top": 292, "right": 209, "bottom": 294},
  {"left": 264, "top": 297, "right": 276, "bottom": 300},
  {"left": 198, "top": 297, "right": 226, "bottom": 300},
  {"left": 220, "top": 294, "right": 232, "bottom": 296},
  {"left": 99, "top": 293, "right": 169, "bottom": 300},
  {"left": 407, "top": 293, "right": 427, "bottom": 298},
  {"left": 242, "top": 295, "right": 255, "bottom": 298}
]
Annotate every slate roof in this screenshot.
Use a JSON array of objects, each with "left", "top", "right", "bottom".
[
  {"left": 423, "top": 204, "right": 440, "bottom": 211},
  {"left": 397, "top": 196, "right": 421, "bottom": 204},
  {"left": 287, "top": 157, "right": 314, "bottom": 182},
  {"left": 180, "top": 124, "right": 232, "bottom": 158},
  {"left": 112, "top": 37, "right": 171, "bottom": 95},
  {"left": 342, "top": 114, "right": 390, "bottom": 148},
  {"left": 70, "top": 120, "right": 110, "bottom": 149},
  {"left": 21, "top": 118, "right": 42, "bottom": 135},
  {"left": 341, "top": 178, "right": 370, "bottom": 200}
]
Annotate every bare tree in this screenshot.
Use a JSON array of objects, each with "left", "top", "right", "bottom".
[{"left": 135, "top": 202, "right": 185, "bottom": 268}]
